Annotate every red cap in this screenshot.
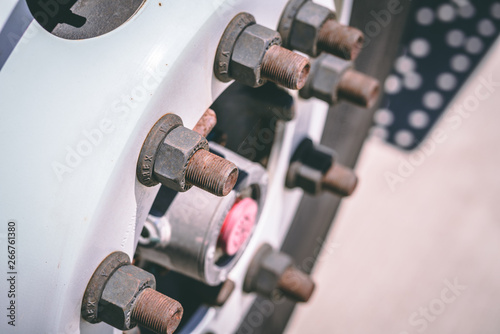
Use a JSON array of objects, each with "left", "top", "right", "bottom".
[{"left": 218, "top": 198, "right": 258, "bottom": 256}]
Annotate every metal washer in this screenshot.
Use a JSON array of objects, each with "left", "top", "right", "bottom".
[
  {"left": 214, "top": 12, "right": 257, "bottom": 83},
  {"left": 136, "top": 114, "right": 183, "bottom": 187},
  {"left": 81, "top": 252, "right": 131, "bottom": 324}
]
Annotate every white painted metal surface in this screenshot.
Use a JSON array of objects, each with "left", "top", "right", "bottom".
[
  {"left": 0, "top": 0, "right": 344, "bottom": 333},
  {"left": 0, "top": 0, "right": 18, "bottom": 27}
]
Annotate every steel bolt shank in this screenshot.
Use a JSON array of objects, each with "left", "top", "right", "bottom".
[
  {"left": 318, "top": 19, "right": 364, "bottom": 60},
  {"left": 261, "top": 45, "right": 311, "bottom": 90},
  {"left": 338, "top": 69, "right": 380, "bottom": 109},
  {"left": 186, "top": 149, "right": 239, "bottom": 197},
  {"left": 277, "top": 266, "right": 315, "bottom": 302},
  {"left": 131, "top": 288, "right": 183, "bottom": 334},
  {"left": 322, "top": 163, "right": 358, "bottom": 197},
  {"left": 193, "top": 109, "right": 217, "bottom": 138}
]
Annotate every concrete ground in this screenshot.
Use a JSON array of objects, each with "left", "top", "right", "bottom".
[{"left": 285, "top": 41, "right": 500, "bottom": 334}]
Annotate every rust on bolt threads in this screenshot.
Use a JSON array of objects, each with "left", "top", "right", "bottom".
[
  {"left": 318, "top": 20, "right": 365, "bottom": 61},
  {"left": 186, "top": 149, "right": 239, "bottom": 197},
  {"left": 193, "top": 109, "right": 217, "bottom": 138},
  {"left": 131, "top": 288, "right": 183, "bottom": 334},
  {"left": 261, "top": 45, "right": 311, "bottom": 90},
  {"left": 277, "top": 266, "right": 316, "bottom": 303},
  {"left": 338, "top": 69, "right": 381, "bottom": 109},
  {"left": 322, "top": 163, "right": 358, "bottom": 197}
]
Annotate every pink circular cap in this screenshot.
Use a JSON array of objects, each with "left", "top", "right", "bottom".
[{"left": 218, "top": 198, "right": 258, "bottom": 256}]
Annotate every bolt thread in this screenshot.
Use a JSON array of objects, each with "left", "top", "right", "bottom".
[
  {"left": 261, "top": 45, "right": 311, "bottom": 90},
  {"left": 318, "top": 19, "right": 364, "bottom": 60},
  {"left": 338, "top": 69, "right": 380, "bottom": 109},
  {"left": 131, "top": 288, "right": 183, "bottom": 334},
  {"left": 186, "top": 149, "right": 239, "bottom": 197},
  {"left": 321, "top": 163, "right": 358, "bottom": 197},
  {"left": 277, "top": 266, "right": 315, "bottom": 303}
]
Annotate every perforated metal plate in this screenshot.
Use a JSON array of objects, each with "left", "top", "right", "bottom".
[{"left": 372, "top": 0, "right": 500, "bottom": 150}]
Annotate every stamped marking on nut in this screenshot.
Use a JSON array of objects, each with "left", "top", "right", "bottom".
[
  {"left": 137, "top": 114, "right": 183, "bottom": 187},
  {"left": 82, "top": 252, "right": 131, "bottom": 324},
  {"left": 215, "top": 13, "right": 257, "bottom": 83}
]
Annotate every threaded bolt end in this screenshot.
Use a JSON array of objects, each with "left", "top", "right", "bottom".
[
  {"left": 261, "top": 45, "right": 311, "bottom": 90},
  {"left": 321, "top": 163, "right": 358, "bottom": 197},
  {"left": 277, "top": 266, "right": 315, "bottom": 303},
  {"left": 131, "top": 288, "right": 183, "bottom": 334},
  {"left": 338, "top": 69, "right": 380, "bottom": 109},
  {"left": 186, "top": 149, "right": 239, "bottom": 197},
  {"left": 318, "top": 19, "right": 364, "bottom": 60}
]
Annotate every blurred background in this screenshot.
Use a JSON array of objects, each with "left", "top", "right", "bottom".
[{"left": 287, "top": 2, "right": 500, "bottom": 333}]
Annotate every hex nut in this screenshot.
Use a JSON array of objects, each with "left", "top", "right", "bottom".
[
  {"left": 99, "top": 265, "right": 156, "bottom": 330},
  {"left": 300, "top": 53, "right": 352, "bottom": 104},
  {"left": 153, "top": 126, "right": 209, "bottom": 192},
  {"left": 244, "top": 244, "right": 293, "bottom": 297},
  {"left": 286, "top": 161, "right": 323, "bottom": 195},
  {"left": 289, "top": 1, "right": 335, "bottom": 57},
  {"left": 230, "top": 24, "right": 281, "bottom": 88}
]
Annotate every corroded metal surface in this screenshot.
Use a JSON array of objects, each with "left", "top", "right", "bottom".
[
  {"left": 81, "top": 252, "right": 183, "bottom": 334},
  {"left": 338, "top": 69, "right": 381, "bottom": 108},
  {"left": 193, "top": 109, "right": 217, "bottom": 138},
  {"left": 132, "top": 288, "right": 183, "bottom": 334},
  {"left": 318, "top": 19, "right": 364, "bottom": 60},
  {"left": 215, "top": 12, "right": 310, "bottom": 89},
  {"left": 186, "top": 149, "right": 238, "bottom": 197},
  {"left": 81, "top": 252, "right": 131, "bottom": 324},
  {"left": 137, "top": 113, "right": 237, "bottom": 196},
  {"left": 244, "top": 244, "right": 315, "bottom": 303},
  {"left": 277, "top": 266, "right": 315, "bottom": 303},
  {"left": 261, "top": 45, "right": 311, "bottom": 90}
]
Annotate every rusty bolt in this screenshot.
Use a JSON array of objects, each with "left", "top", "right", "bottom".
[
  {"left": 82, "top": 252, "right": 183, "bottom": 334},
  {"left": 193, "top": 109, "right": 217, "bottom": 138},
  {"left": 287, "top": 160, "right": 358, "bottom": 197},
  {"left": 278, "top": 0, "right": 364, "bottom": 60},
  {"left": 322, "top": 162, "right": 358, "bottom": 197},
  {"left": 286, "top": 138, "right": 358, "bottom": 197},
  {"left": 300, "top": 53, "right": 380, "bottom": 108},
  {"left": 137, "top": 114, "right": 238, "bottom": 197},
  {"left": 277, "top": 266, "right": 316, "bottom": 302},
  {"left": 244, "top": 244, "right": 315, "bottom": 303},
  {"left": 338, "top": 69, "right": 380, "bottom": 109},
  {"left": 186, "top": 149, "right": 239, "bottom": 197},
  {"left": 214, "top": 13, "right": 310, "bottom": 90},
  {"left": 318, "top": 19, "right": 364, "bottom": 61},
  {"left": 261, "top": 45, "right": 311, "bottom": 90},
  {"left": 131, "top": 288, "right": 183, "bottom": 334}
]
